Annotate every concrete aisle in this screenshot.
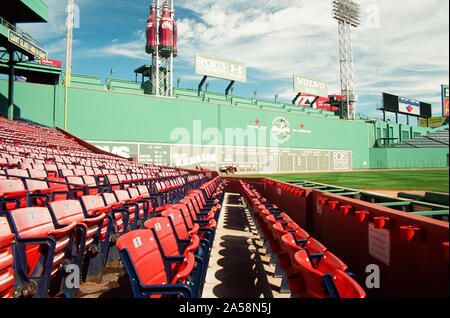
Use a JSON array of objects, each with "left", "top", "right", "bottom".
[{"left": 201, "top": 192, "right": 291, "bottom": 298}]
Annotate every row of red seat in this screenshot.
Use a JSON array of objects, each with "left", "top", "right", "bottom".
[
  {"left": 0, "top": 171, "right": 218, "bottom": 298},
  {"left": 0, "top": 118, "right": 87, "bottom": 151},
  {"left": 240, "top": 181, "right": 366, "bottom": 298},
  {"left": 0, "top": 168, "right": 205, "bottom": 210},
  {"left": 116, "top": 176, "right": 226, "bottom": 298},
  {"left": 0, "top": 116, "right": 216, "bottom": 298}
]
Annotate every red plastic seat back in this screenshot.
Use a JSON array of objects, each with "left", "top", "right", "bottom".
[
  {"left": 66, "top": 176, "right": 85, "bottom": 198},
  {"left": 47, "top": 177, "right": 69, "bottom": 201},
  {"left": 331, "top": 269, "right": 366, "bottom": 298},
  {"left": 127, "top": 188, "right": 141, "bottom": 199},
  {"left": 0, "top": 179, "right": 28, "bottom": 209},
  {"left": 294, "top": 249, "right": 328, "bottom": 298},
  {"left": 6, "top": 169, "right": 28, "bottom": 178},
  {"left": 172, "top": 204, "right": 196, "bottom": 232},
  {"left": 114, "top": 190, "right": 131, "bottom": 202},
  {"left": 102, "top": 192, "right": 119, "bottom": 206},
  {"left": 80, "top": 195, "right": 106, "bottom": 215},
  {"left": 294, "top": 228, "right": 310, "bottom": 241},
  {"left": 316, "top": 251, "right": 348, "bottom": 274},
  {"left": 272, "top": 222, "right": 289, "bottom": 240},
  {"left": 49, "top": 200, "right": 85, "bottom": 226},
  {"left": 161, "top": 209, "right": 190, "bottom": 240},
  {"left": 137, "top": 185, "right": 150, "bottom": 198},
  {"left": 9, "top": 207, "right": 68, "bottom": 276},
  {"left": 106, "top": 175, "right": 119, "bottom": 190},
  {"left": 304, "top": 237, "right": 327, "bottom": 255},
  {"left": 144, "top": 217, "right": 179, "bottom": 260},
  {"left": 9, "top": 207, "right": 56, "bottom": 239},
  {"left": 0, "top": 217, "right": 15, "bottom": 298},
  {"left": 117, "top": 229, "right": 168, "bottom": 286},
  {"left": 28, "top": 169, "right": 47, "bottom": 179}
]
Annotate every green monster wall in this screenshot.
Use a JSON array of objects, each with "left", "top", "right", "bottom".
[{"left": 1, "top": 77, "right": 445, "bottom": 172}]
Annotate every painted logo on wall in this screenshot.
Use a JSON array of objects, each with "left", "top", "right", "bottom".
[{"left": 271, "top": 117, "right": 291, "bottom": 144}]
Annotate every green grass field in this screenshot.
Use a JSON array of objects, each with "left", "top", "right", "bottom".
[{"left": 235, "top": 169, "right": 449, "bottom": 193}]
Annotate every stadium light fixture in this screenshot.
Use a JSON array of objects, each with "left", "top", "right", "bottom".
[
  {"left": 332, "top": 0, "right": 361, "bottom": 121},
  {"left": 332, "top": 0, "right": 361, "bottom": 27}
]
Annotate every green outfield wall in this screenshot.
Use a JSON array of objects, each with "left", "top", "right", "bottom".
[{"left": 1, "top": 77, "right": 446, "bottom": 172}]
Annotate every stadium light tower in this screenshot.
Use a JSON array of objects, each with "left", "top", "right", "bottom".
[
  {"left": 332, "top": 0, "right": 361, "bottom": 120},
  {"left": 64, "top": 0, "right": 75, "bottom": 130}
]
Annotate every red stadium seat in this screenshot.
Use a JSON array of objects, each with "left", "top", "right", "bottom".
[
  {"left": 0, "top": 179, "right": 29, "bottom": 210},
  {"left": 0, "top": 217, "right": 15, "bottom": 298},
  {"left": 5, "top": 207, "right": 77, "bottom": 297},
  {"left": 48, "top": 200, "right": 111, "bottom": 284},
  {"left": 117, "top": 229, "right": 196, "bottom": 298},
  {"left": 293, "top": 249, "right": 350, "bottom": 298}
]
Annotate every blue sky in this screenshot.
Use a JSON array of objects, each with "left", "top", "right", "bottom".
[{"left": 16, "top": 0, "right": 450, "bottom": 122}]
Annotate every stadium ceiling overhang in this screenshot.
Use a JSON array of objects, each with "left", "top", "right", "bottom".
[{"left": 2, "top": 0, "right": 48, "bottom": 23}]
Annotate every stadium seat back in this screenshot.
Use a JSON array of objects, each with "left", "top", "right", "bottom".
[
  {"left": 114, "top": 190, "right": 131, "bottom": 202},
  {"left": 49, "top": 200, "right": 85, "bottom": 227},
  {"left": 161, "top": 209, "right": 190, "bottom": 240},
  {"left": 331, "top": 269, "right": 366, "bottom": 298},
  {"left": 316, "top": 251, "right": 348, "bottom": 274},
  {"left": 144, "top": 217, "right": 180, "bottom": 258},
  {"left": 117, "top": 229, "right": 169, "bottom": 286},
  {"left": 0, "top": 217, "right": 15, "bottom": 298},
  {"left": 0, "top": 179, "right": 28, "bottom": 209},
  {"left": 304, "top": 237, "right": 327, "bottom": 255},
  {"left": 294, "top": 249, "right": 328, "bottom": 298}
]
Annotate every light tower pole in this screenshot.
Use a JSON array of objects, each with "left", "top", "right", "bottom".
[
  {"left": 152, "top": 0, "right": 175, "bottom": 97},
  {"left": 64, "top": 0, "right": 74, "bottom": 130},
  {"left": 332, "top": 0, "right": 361, "bottom": 120}
]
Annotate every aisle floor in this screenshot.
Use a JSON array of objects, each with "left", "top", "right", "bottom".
[{"left": 201, "top": 192, "right": 291, "bottom": 298}]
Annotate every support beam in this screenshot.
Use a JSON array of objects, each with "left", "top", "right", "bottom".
[
  {"left": 198, "top": 75, "right": 207, "bottom": 97},
  {"left": 310, "top": 96, "right": 320, "bottom": 109},
  {"left": 7, "top": 49, "right": 15, "bottom": 120},
  {"left": 292, "top": 92, "right": 302, "bottom": 105},
  {"left": 225, "top": 80, "right": 235, "bottom": 98}
]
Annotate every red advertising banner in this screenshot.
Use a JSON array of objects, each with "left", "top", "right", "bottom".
[
  {"left": 442, "top": 85, "right": 449, "bottom": 117},
  {"left": 296, "top": 94, "right": 344, "bottom": 111},
  {"left": 39, "top": 59, "right": 63, "bottom": 67}
]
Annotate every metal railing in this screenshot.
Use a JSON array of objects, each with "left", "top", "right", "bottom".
[{"left": 0, "top": 15, "right": 46, "bottom": 50}]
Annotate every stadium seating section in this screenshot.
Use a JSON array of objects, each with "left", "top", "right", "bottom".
[
  {"left": 0, "top": 115, "right": 368, "bottom": 298},
  {"left": 240, "top": 180, "right": 366, "bottom": 299},
  {"left": 390, "top": 128, "right": 449, "bottom": 149},
  {"left": 0, "top": 115, "right": 225, "bottom": 298}
]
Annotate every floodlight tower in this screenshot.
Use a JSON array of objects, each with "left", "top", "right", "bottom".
[
  {"left": 149, "top": 0, "right": 176, "bottom": 97},
  {"left": 332, "top": 0, "right": 361, "bottom": 120}
]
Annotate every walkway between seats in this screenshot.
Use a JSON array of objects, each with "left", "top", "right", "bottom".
[
  {"left": 201, "top": 192, "right": 290, "bottom": 298},
  {"left": 78, "top": 192, "right": 290, "bottom": 298}
]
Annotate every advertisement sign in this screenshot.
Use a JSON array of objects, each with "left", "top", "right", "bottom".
[
  {"left": 195, "top": 52, "right": 246, "bottom": 83},
  {"left": 296, "top": 94, "right": 343, "bottom": 111},
  {"left": 293, "top": 74, "right": 328, "bottom": 97},
  {"left": 8, "top": 30, "right": 47, "bottom": 60},
  {"left": 419, "top": 117, "right": 449, "bottom": 128},
  {"left": 382, "top": 93, "right": 431, "bottom": 118},
  {"left": 442, "top": 84, "right": 449, "bottom": 117},
  {"left": 398, "top": 97, "right": 421, "bottom": 116},
  {"left": 39, "top": 59, "right": 63, "bottom": 67}
]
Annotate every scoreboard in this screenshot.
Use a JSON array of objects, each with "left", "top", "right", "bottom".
[{"left": 90, "top": 141, "right": 352, "bottom": 173}]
